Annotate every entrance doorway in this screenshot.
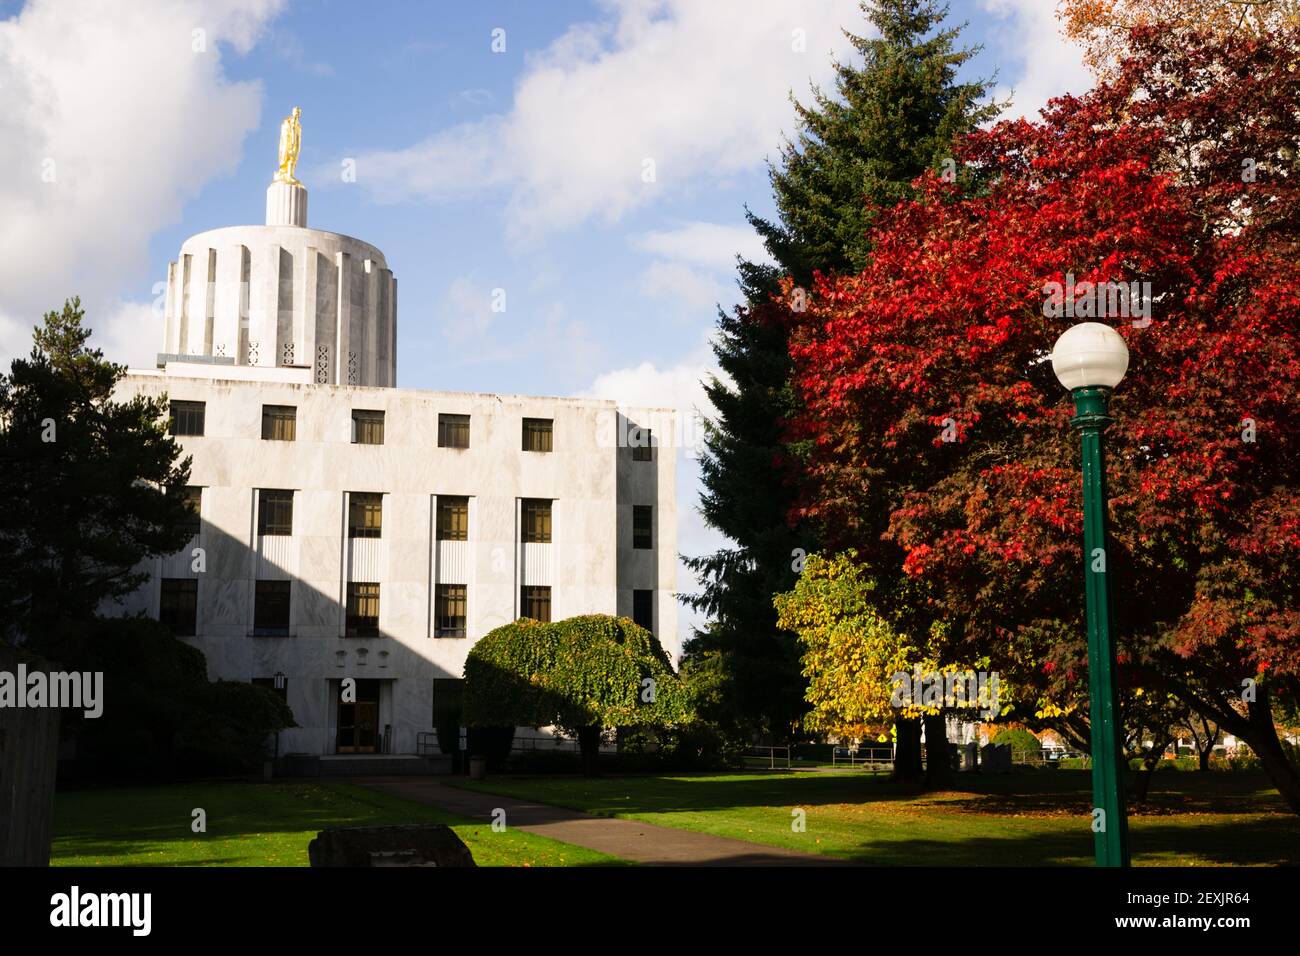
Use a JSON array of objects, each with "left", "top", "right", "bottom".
[{"left": 336, "top": 679, "right": 381, "bottom": 753}]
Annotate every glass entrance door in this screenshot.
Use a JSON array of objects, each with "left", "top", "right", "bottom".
[{"left": 337, "top": 680, "right": 381, "bottom": 753}]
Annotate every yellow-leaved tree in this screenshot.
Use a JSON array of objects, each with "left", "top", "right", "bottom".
[
  {"left": 775, "top": 551, "right": 1003, "bottom": 785},
  {"left": 774, "top": 552, "right": 916, "bottom": 743}
]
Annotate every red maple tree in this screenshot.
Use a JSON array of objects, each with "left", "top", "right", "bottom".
[{"left": 785, "top": 26, "right": 1300, "bottom": 809}]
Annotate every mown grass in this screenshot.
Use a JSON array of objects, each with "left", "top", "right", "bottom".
[
  {"left": 451, "top": 768, "right": 1300, "bottom": 866},
  {"left": 51, "top": 780, "right": 624, "bottom": 867}
]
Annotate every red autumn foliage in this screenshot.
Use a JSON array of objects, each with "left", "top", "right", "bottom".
[{"left": 785, "top": 25, "right": 1300, "bottom": 713}]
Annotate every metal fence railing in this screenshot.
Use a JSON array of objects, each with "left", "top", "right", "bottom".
[
  {"left": 832, "top": 746, "right": 894, "bottom": 772},
  {"left": 741, "top": 745, "right": 791, "bottom": 769}
]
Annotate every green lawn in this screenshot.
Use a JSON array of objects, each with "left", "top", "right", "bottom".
[
  {"left": 451, "top": 768, "right": 1300, "bottom": 866},
  {"left": 52, "top": 781, "right": 623, "bottom": 867}
]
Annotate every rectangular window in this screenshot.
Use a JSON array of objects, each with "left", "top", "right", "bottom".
[
  {"left": 437, "top": 496, "right": 469, "bottom": 541},
  {"left": 521, "top": 499, "right": 552, "bottom": 544},
  {"left": 258, "top": 489, "right": 294, "bottom": 536},
  {"left": 253, "top": 580, "right": 291, "bottom": 636},
  {"left": 438, "top": 413, "right": 470, "bottom": 449},
  {"left": 633, "top": 589, "right": 654, "bottom": 633},
  {"left": 172, "top": 485, "right": 202, "bottom": 538},
  {"left": 522, "top": 417, "right": 553, "bottom": 453},
  {"left": 631, "top": 427, "right": 653, "bottom": 462},
  {"left": 520, "top": 585, "right": 551, "bottom": 623},
  {"left": 159, "top": 578, "right": 197, "bottom": 636},
  {"left": 169, "top": 400, "right": 205, "bottom": 436},
  {"left": 633, "top": 505, "right": 653, "bottom": 550},
  {"left": 436, "top": 584, "right": 468, "bottom": 638},
  {"left": 352, "top": 409, "right": 385, "bottom": 445},
  {"left": 348, "top": 492, "right": 383, "bottom": 538},
  {"left": 252, "top": 676, "right": 288, "bottom": 702},
  {"left": 347, "top": 583, "right": 381, "bottom": 637},
  {"left": 261, "top": 404, "right": 297, "bottom": 441}
]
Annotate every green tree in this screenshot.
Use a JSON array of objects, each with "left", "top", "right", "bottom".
[
  {"left": 684, "top": 0, "right": 1003, "bottom": 747},
  {"left": 0, "top": 298, "right": 194, "bottom": 646},
  {"left": 48, "top": 616, "right": 297, "bottom": 780},
  {"left": 463, "top": 615, "right": 692, "bottom": 775}
]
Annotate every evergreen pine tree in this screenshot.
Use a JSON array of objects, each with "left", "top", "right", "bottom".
[
  {"left": 0, "top": 299, "right": 195, "bottom": 646},
  {"left": 683, "top": 0, "right": 1003, "bottom": 746}
]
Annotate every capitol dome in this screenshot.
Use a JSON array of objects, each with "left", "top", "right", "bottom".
[{"left": 158, "top": 112, "right": 396, "bottom": 388}]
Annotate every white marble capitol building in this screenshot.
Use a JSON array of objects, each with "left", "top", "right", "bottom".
[{"left": 112, "top": 131, "right": 678, "bottom": 763}]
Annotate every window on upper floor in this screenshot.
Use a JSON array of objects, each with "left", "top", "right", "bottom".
[
  {"left": 438, "top": 413, "right": 470, "bottom": 449},
  {"left": 522, "top": 417, "right": 553, "bottom": 453},
  {"left": 262, "top": 404, "right": 297, "bottom": 441},
  {"left": 633, "top": 589, "right": 654, "bottom": 633},
  {"left": 437, "top": 496, "right": 469, "bottom": 541},
  {"left": 633, "top": 505, "right": 653, "bottom": 550},
  {"left": 521, "top": 499, "right": 552, "bottom": 544},
  {"left": 169, "top": 400, "right": 205, "bottom": 437},
  {"left": 159, "top": 578, "right": 197, "bottom": 636},
  {"left": 253, "top": 580, "right": 291, "bottom": 636},
  {"left": 352, "top": 409, "right": 384, "bottom": 445},
  {"left": 258, "top": 489, "right": 294, "bottom": 536},
  {"left": 346, "top": 582, "right": 381, "bottom": 637},
  {"left": 171, "top": 485, "right": 202, "bottom": 538},
  {"left": 436, "top": 584, "right": 467, "bottom": 638},
  {"left": 348, "top": 492, "right": 383, "bottom": 538},
  {"left": 631, "top": 426, "right": 654, "bottom": 462},
  {"left": 520, "top": 585, "right": 551, "bottom": 623}
]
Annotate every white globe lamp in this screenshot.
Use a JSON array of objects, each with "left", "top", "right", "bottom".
[{"left": 1050, "top": 322, "right": 1129, "bottom": 392}]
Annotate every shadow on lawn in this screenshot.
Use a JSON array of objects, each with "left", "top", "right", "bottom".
[
  {"left": 834, "top": 814, "right": 1300, "bottom": 866},
  {"left": 53, "top": 782, "right": 454, "bottom": 863},
  {"left": 457, "top": 769, "right": 1300, "bottom": 866},
  {"left": 475, "top": 768, "right": 1289, "bottom": 816}
]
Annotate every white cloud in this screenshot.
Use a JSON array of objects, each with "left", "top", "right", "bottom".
[
  {"left": 584, "top": 353, "right": 715, "bottom": 428},
  {"left": 0, "top": 0, "right": 285, "bottom": 368},
  {"left": 440, "top": 275, "right": 501, "bottom": 344},
  {"left": 341, "top": 0, "right": 862, "bottom": 241},
  {"left": 636, "top": 261, "right": 727, "bottom": 314},
  {"left": 632, "top": 221, "right": 771, "bottom": 270},
  {"left": 96, "top": 299, "right": 165, "bottom": 371},
  {"left": 269, "top": 28, "right": 332, "bottom": 77},
  {"left": 426, "top": 279, "right": 609, "bottom": 383},
  {"left": 981, "top": 0, "right": 1093, "bottom": 119}
]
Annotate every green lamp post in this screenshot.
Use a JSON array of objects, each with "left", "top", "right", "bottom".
[{"left": 1050, "top": 321, "right": 1131, "bottom": 867}]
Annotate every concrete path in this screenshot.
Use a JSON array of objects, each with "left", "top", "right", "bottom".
[{"left": 356, "top": 776, "right": 849, "bottom": 867}]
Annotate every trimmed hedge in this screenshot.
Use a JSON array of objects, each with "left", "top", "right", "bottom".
[{"left": 991, "top": 727, "right": 1042, "bottom": 757}]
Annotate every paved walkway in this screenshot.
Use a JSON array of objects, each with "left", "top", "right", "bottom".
[{"left": 356, "top": 776, "right": 848, "bottom": 867}]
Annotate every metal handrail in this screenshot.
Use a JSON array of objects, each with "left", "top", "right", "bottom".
[
  {"left": 832, "top": 746, "right": 894, "bottom": 771},
  {"left": 742, "top": 745, "right": 791, "bottom": 769}
]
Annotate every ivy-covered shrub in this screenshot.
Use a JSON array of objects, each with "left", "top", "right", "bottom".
[
  {"left": 464, "top": 726, "right": 513, "bottom": 769},
  {"left": 463, "top": 614, "right": 693, "bottom": 774}
]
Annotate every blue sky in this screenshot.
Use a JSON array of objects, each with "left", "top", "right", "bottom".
[{"left": 0, "top": 0, "right": 1091, "bottom": 633}]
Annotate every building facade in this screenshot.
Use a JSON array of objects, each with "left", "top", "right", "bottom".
[{"left": 111, "top": 173, "right": 677, "bottom": 758}]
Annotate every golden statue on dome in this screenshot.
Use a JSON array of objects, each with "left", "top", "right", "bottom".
[{"left": 274, "top": 107, "right": 302, "bottom": 186}]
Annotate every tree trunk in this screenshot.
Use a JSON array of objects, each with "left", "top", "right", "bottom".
[
  {"left": 1198, "top": 748, "right": 1210, "bottom": 772},
  {"left": 1177, "top": 683, "right": 1300, "bottom": 815},
  {"left": 1131, "top": 738, "right": 1169, "bottom": 804},
  {"left": 577, "top": 725, "right": 602, "bottom": 777},
  {"left": 892, "top": 717, "right": 923, "bottom": 783},
  {"left": 1245, "top": 691, "right": 1300, "bottom": 815},
  {"left": 923, "top": 711, "right": 953, "bottom": 789}
]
